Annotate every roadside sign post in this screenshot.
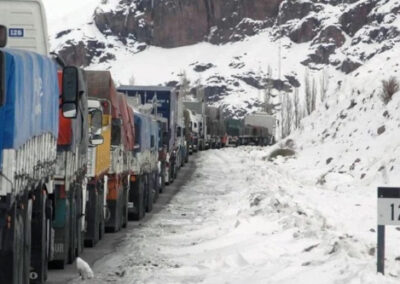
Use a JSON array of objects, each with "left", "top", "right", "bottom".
[{"left": 377, "top": 187, "right": 400, "bottom": 274}]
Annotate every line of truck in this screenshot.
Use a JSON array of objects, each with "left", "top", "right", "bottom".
[
  {"left": 0, "top": 1, "right": 276, "bottom": 283},
  {"left": 0, "top": 1, "right": 205, "bottom": 283}
]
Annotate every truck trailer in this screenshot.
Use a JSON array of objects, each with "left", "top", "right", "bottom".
[
  {"left": 0, "top": 48, "right": 72, "bottom": 284},
  {"left": 118, "top": 86, "right": 177, "bottom": 185}
]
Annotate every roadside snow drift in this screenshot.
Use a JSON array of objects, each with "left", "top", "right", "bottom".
[{"left": 71, "top": 147, "right": 400, "bottom": 284}]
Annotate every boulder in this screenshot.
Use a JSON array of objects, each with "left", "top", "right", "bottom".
[
  {"left": 289, "top": 17, "right": 320, "bottom": 43},
  {"left": 278, "top": 0, "right": 319, "bottom": 25},
  {"left": 340, "top": 58, "right": 362, "bottom": 74},
  {"left": 312, "top": 25, "right": 346, "bottom": 47},
  {"left": 339, "top": 0, "right": 377, "bottom": 36}
]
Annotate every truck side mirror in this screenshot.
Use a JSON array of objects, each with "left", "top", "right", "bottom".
[
  {"left": 0, "top": 51, "right": 5, "bottom": 106},
  {"left": 90, "top": 109, "right": 103, "bottom": 135},
  {"left": 90, "top": 134, "right": 104, "bottom": 146},
  {"left": 62, "top": 66, "right": 79, "bottom": 118},
  {"left": 0, "top": 26, "right": 7, "bottom": 47}
]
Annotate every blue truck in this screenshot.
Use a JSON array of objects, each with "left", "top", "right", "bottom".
[
  {"left": 128, "top": 109, "right": 160, "bottom": 220},
  {"left": 118, "top": 86, "right": 178, "bottom": 185},
  {"left": 0, "top": 48, "right": 59, "bottom": 283}
]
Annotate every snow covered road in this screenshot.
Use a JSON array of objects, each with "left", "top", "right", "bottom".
[{"left": 73, "top": 148, "right": 399, "bottom": 284}]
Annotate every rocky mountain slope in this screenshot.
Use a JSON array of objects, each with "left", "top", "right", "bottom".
[{"left": 46, "top": 0, "right": 400, "bottom": 117}]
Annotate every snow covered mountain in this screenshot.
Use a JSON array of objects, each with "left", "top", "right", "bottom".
[{"left": 44, "top": 0, "right": 400, "bottom": 117}]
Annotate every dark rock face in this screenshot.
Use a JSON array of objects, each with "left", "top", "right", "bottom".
[
  {"left": 193, "top": 63, "right": 215, "bottom": 72},
  {"left": 278, "top": 0, "right": 319, "bottom": 24},
  {"left": 204, "top": 85, "right": 229, "bottom": 102},
  {"left": 302, "top": 44, "right": 336, "bottom": 66},
  {"left": 58, "top": 40, "right": 113, "bottom": 67},
  {"left": 340, "top": 58, "right": 362, "bottom": 74},
  {"left": 93, "top": 0, "right": 283, "bottom": 48},
  {"left": 313, "top": 25, "right": 346, "bottom": 47},
  {"left": 289, "top": 17, "right": 320, "bottom": 43},
  {"left": 340, "top": 1, "right": 377, "bottom": 36},
  {"left": 58, "top": 41, "right": 91, "bottom": 67}
]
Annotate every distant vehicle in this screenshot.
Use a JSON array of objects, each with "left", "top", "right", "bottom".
[
  {"left": 226, "top": 136, "right": 238, "bottom": 147},
  {"left": 184, "top": 101, "right": 207, "bottom": 151},
  {"left": 242, "top": 112, "right": 276, "bottom": 146},
  {"left": 118, "top": 86, "right": 178, "bottom": 185},
  {"left": 206, "top": 106, "right": 226, "bottom": 149},
  {"left": 128, "top": 108, "right": 159, "bottom": 220}
]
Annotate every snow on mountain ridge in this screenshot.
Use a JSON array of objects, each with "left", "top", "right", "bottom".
[{"left": 43, "top": 0, "right": 400, "bottom": 118}]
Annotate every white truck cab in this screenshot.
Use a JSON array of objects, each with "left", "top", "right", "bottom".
[{"left": 0, "top": 0, "right": 49, "bottom": 55}]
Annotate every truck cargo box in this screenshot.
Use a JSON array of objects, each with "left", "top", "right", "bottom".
[
  {"left": 117, "top": 93, "right": 134, "bottom": 151},
  {"left": 0, "top": 0, "right": 49, "bottom": 55},
  {"left": 134, "top": 111, "right": 152, "bottom": 152},
  {"left": 118, "top": 85, "right": 176, "bottom": 152},
  {"left": 0, "top": 48, "right": 58, "bottom": 169},
  {"left": 244, "top": 112, "right": 276, "bottom": 134}
]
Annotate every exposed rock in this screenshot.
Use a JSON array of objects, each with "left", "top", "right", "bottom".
[
  {"left": 285, "top": 75, "right": 300, "bottom": 88},
  {"left": 340, "top": 58, "right": 362, "bottom": 74},
  {"left": 58, "top": 40, "right": 109, "bottom": 66},
  {"left": 278, "top": 0, "right": 319, "bottom": 25},
  {"left": 269, "top": 148, "right": 296, "bottom": 160},
  {"left": 313, "top": 25, "right": 346, "bottom": 48},
  {"left": 204, "top": 85, "right": 229, "bottom": 102},
  {"left": 233, "top": 73, "right": 292, "bottom": 92},
  {"left": 369, "top": 26, "right": 400, "bottom": 43},
  {"left": 340, "top": 0, "right": 377, "bottom": 36},
  {"left": 56, "top": 29, "right": 72, "bottom": 39},
  {"left": 302, "top": 44, "right": 336, "bottom": 66},
  {"left": 193, "top": 63, "right": 215, "bottom": 72},
  {"left": 377, "top": 125, "right": 386, "bottom": 135},
  {"left": 94, "top": 0, "right": 283, "bottom": 48},
  {"left": 289, "top": 17, "right": 320, "bottom": 43},
  {"left": 99, "top": 53, "right": 116, "bottom": 63}
]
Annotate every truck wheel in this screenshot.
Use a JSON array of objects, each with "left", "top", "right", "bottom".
[
  {"left": 128, "top": 176, "right": 145, "bottom": 221},
  {"left": 23, "top": 198, "right": 33, "bottom": 284},
  {"left": 30, "top": 187, "right": 49, "bottom": 284},
  {"left": 160, "top": 164, "right": 166, "bottom": 193},
  {"left": 153, "top": 171, "right": 159, "bottom": 203},
  {"left": 145, "top": 174, "right": 154, "bottom": 213},
  {"left": 68, "top": 185, "right": 77, "bottom": 264},
  {"left": 122, "top": 183, "right": 128, "bottom": 228},
  {"left": 84, "top": 183, "right": 99, "bottom": 248},
  {"left": 17, "top": 209, "right": 24, "bottom": 283},
  {"left": 75, "top": 184, "right": 84, "bottom": 257}
]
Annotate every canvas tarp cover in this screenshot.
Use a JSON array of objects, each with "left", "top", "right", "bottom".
[
  {"left": 133, "top": 111, "right": 151, "bottom": 152},
  {"left": 0, "top": 49, "right": 59, "bottom": 169}
]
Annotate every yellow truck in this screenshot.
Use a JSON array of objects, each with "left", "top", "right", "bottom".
[{"left": 85, "top": 71, "right": 113, "bottom": 246}]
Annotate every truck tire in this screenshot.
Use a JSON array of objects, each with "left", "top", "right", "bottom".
[
  {"left": 84, "top": 183, "right": 99, "bottom": 248},
  {"left": 17, "top": 209, "right": 24, "bottom": 284},
  {"left": 23, "top": 198, "right": 33, "bottom": 284},
  {"left": 75, "top": 183, "right": 84, "bottom": 257},
  {"left": 30, "top": 187, "right": 49, "bottom": 284},
  {"left": 153, "top": 171, "right": 159, "bottom": 203},
  {"left": 160, "top": 163, "right": 166, "bottom": 193},
  {"left": 128, "top": 176, "right": 145, "bottom": 221},
  {"left": 68, "top": 187, "right": 77, "bottom": 264},
  {"left": 122, "top": 181, "right": 129, "bottom": 228},
  {"left": 145, "top": 174, "right": 154, "bottom": 213}
]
